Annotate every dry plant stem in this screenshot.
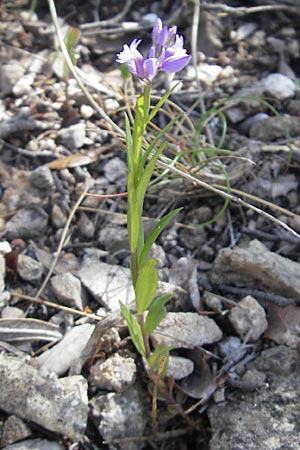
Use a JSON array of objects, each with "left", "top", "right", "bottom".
[
  {"left": 35, "top": 184, "right": 91, "bottom": 298},
  {"left": 158, "top": 158, "right": 300, "bottom": 239},
  {"left": 202, "top": 3, "right": 298, "bottom": 16},
  {"left": 47, "top": 0, "right": 125, "bottom": 139},
  {"left": 191, "top": 0, "right": 215, "bottom": 147},
  {"left": 80, "top": 0, "right": 132, "bottom": 29},
  {"left": 9, "top": 291, "right": 103, "bottom": 320}
]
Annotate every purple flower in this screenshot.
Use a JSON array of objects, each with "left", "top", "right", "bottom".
[{"left": 116, "top": 18, "right": 191, "bottom": 82}]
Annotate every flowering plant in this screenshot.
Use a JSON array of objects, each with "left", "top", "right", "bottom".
[{"left": 117, "top": 19, "right": 190, "bottom": 377}]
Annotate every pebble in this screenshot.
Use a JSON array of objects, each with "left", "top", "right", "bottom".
[
  {"left": 0, "top": 353, "right": 88, "bottom": 440},
  {"left": 0, "top": 63, "right": 25, "bottom": 95},
  {"left": 57, "top": 122, "right": 86, "bottom": 149},
  {"left": 50, "top": 272, "right": 85, "bottom": 310},
  {"left": 37, "top": 323, "right": 95, "bottom": 376},
  {"left": 78, "top": 212, "right": 95, "bottom": 239},
  {"left": 17, "top": 254, "right": 44, "bottom": 283},
  {"left": 0, "top": 254, "right": 5, "bottom": 293},
  {"left": 51, "top": 204, "right": 67, "bottom": 229},
  {"left": 89, "top": 353, "right": 136, "bottom": 393},
  {"left": 12, "top": 73, "right": 35, "bottom": 96},
  {"left": 80, "top": 104, "right": 94, "bottom": 119},
  {"left": 1, "top": 306, "right": 24, "bottom": 319},
  {"left": 3, "top": 439, "right": 65, "bottom": 450},
  {"left": 229, "top": 295, "right": 268, "bottom": 341},
  {"left": 167, "top": 355, "right": 194, "bottom": 380},
  {"left": 90, "top": 387, "right": 146, "bottom": 450},
  {"left": 261, "top": 73, "right": 296, "bottom": 100},
  {"left": 2, "top": 205, "right": 48, "bottom": 240},
  {"left": 1, "top": 415, "right": 31, "bottom": 448},
  {"left": 103, "top": 157, "right": 127, "bottom": 185},
  {"left": 29, "top": 166, "right": 54, "bottom": 191},
  {"left": 151, "top": 312, "right": 222, "bottom": 349}
]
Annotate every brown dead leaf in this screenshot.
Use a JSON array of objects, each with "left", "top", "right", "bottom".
[
  {"left": 265, "top": 304, "right": 300, "bottom": 348},
  {"left": 47, "top": 153, "right": 95, "bottom": 169}
]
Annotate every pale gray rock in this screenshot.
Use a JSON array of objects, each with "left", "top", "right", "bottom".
[
  {"left": 37, "top": 323, "right": 95, "bottom": 376},
  {"left": 208, "top": 346, "right": 300, "bottom": 450},
  {"left": 57, "top": 122, "right": 86, "bottom": 149},
  {"left": 262, "top": 73, "right": 296, "bottom": 100},
  {"left": 50, "top": 272, "right": 85, "bottom": 310},
  {"left": 29, "top": 166, "right": 54, "bottom": 191},
  {"left": 77, "top": 254, "right": 186, "bottom": 311},
  {"left": 98, "top": 226, "right": 128, "bottom": 253},
  {"left": 151, "top": 312, "right": 222, "bottom": 349},
  {"left": 77, "top": 255, "right": 134, "bottom": 311},
  {"left": 78, "top": 212, "right": 95, "bottom": 239},
  {"left": 0, "top": 254, "right": 5, "bottom": 293},
  {"left": 210, "top": 240, "right": 300, "bottom": 300},
  {"left": 0, "top": 62, "right": 25, "bottom": 95},
  {"left": 104, "top": 157, "right": 127, "bottom": 185},
  {"left": 3, "top": 439, "right": 64, "bottom": 450},
  {"left": 2, "top": 206, "right": 48, "bottom": 240},
  {"left": 0, "top": 354, "right": 88, "bottom": 439},
  {"left": 229, "top": 295, "right": 268, "bottom": 341},
  {"left": 1, "top": 415, "right": 31, "bottom": 448},
  {"left": 51, "top": 204, "right": 67, "bottom": 229},
  {"left": 167, "top": 355, "right": 194, "bottom": 380},
  {"left": 1, "top": 306, "right": 24, "bottom": 319},
  {"left": 17, "top": 254, "right": 44, "bottom": 283},
  {"left": 90, "top": 387, "right": 146, "bottom": 450},
  {"left": 89, "top": 353, "right": 136, "bottom": 393},
  {"left": 12, "top": 73, "right": 35, "bottom": 96}
]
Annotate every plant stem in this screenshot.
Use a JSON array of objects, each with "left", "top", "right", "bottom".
[{"left": 138, "top": 313, "right": 151, "bottom": 358}]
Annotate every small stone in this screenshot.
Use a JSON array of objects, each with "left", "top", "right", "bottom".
[
  {"left": 2, "top": 206, "right": 48, "bottom": 240},
  {"left": 29, "top": 166, "right": 54, "bottom": 191},
  {"left": 0, "top": 354, "right": 88, "bottom": 440},
  {"left": 89, "top": 354, "right": 136, "bottom": 393},
  {"left": 103, "top": 157, "right": 127, "bottom": 185},
  {"left": 51, "top": 272, "right": 85, "bottom": 310},
  {"left": 17, "top": 254, "right": 44, "bottom": 283},
  {"left": 0, "top": 254, "right": 5, "bottom": 293},
  {"left": 167, "top": 355, "right": 194, "bottom": 380},
  {"left": 80, "top": 104, "right": 94, "bottom": 119},
  {"left": 1, "top": 415, "right": 31, "bottom": 448},
  {"left": 229, "top": 295, "right": 268, "bottom": 341},
  {"left": 37, "top": 323, "right": 95, "bottom": 376},
  {"left": 90, "top": 387, "right": 146, "bottom": 450},
  {"left": 51, "top": 204, "right": 67, "bottom": 229},
  {"left": 151, "top": 312, "right": 222, "bottom": 349},
  {"left": 0, "top": 62, "right": 25, "bottom": 95},
  {"left": 3, "top": 439, "right": 65, "bottom": 450},
  {"left": 57, "top": 122, "right": 86, "bottom": 149},
  {"left": 12, "top": 73, "right": 35, "bottom": 96},
  {"left": 1, "top": 306, "right": 24, "bottom": 319},
  {"left": 262, "top": 73, "right": 296, "bottom": 100},
  {"left": 77, "top": 212, "right": 95, "bottom": 239}
]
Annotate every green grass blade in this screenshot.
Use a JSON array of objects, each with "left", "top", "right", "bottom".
[
  {"left": 144, "top": 294, "right": 172, "bottom": 335},
  {"left": 135, "top": 259, "right": 158, "bottom": 314},
  {"left": 120, "top": 302, "right": 146, "bottom": 357},
  {"left": 139, "top": 208, "right": 182, "bottom": 266},
  {"left": 146, "top": 82, "right": 181, "bottom": 125}
]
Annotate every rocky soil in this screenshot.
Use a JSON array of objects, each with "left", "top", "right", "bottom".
[{"left": 0, "top": 1, "right": 300, "bottom": 449}]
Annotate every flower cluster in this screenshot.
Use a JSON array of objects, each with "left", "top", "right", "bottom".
[{"left": 116, "top": 18, "right": 191, "bottom": 82}]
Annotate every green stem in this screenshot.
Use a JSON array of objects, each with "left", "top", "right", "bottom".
[{"left": 138, "top": 313, "right": 151, "bottom": 358}]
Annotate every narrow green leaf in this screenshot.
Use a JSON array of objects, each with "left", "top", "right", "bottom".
[
  {"left": 132, "top": 93, "right": 145, "bottom": 179},
  {"left": 139, "top": 208, "right": 182, "bottom": 266},
  {"left": 148, "top": 344, "right": 170, "bottom": 376},
  {"left": 125, "top": 113, "right": 134, "bottom": 176},
  {"left": 135, "top": 259, "right": 158, "bottom": 314},
  {"left": 141, "top": 113, "right": 181, "bottom": 167},
  {"left": 146, "top": 82, "right": 180, "bottom": 125},
  {"left": 144, "top": 294, "right": 172, "bottom": 335},
  {"left": 120, "top": 302, "right": 146, "bottom": 357},
  {"left": 136, "top": 142, "right": 167, "bottom": 213},
  {"left": 65, "top": 26, "right": 80, "bottom": 50},
  {"left": 127, "top": 172, "right": 140, "bottom": 253}
]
